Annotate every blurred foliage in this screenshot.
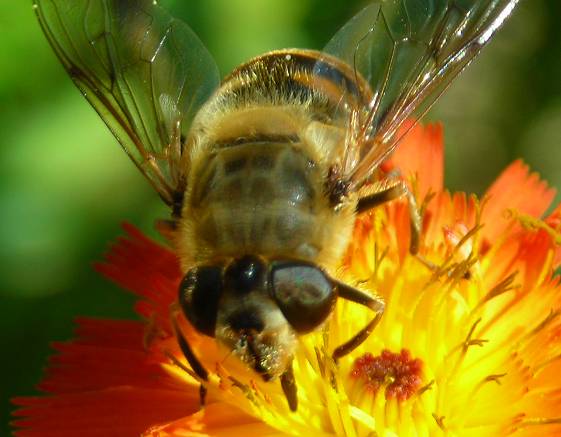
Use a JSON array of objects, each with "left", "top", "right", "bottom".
[{"left": 1, "top": 0, "right": 560, "bottom": 433}]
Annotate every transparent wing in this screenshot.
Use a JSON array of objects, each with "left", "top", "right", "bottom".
[
  {"left": 318, "top": 0, "right": 519, "bottom": 190},
  {"left": 34, "top": 0, "right": 220, "bottom": 205}
]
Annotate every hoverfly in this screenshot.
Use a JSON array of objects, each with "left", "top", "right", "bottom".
[{"left": 34, "top": 0, "right": 520, "bottom": 411}]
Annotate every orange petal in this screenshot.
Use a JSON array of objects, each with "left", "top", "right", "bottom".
[
  {"left": 386, "top": 201, "right": 411, "bottom": 263},
  {"left": 545, "top": 203, "right": 561, "bottom": 268},
  {"left": 12, "top": 318, "right": 199, "bottom": 437},
  {"left": 483, "top": 228, "right": 556, "bottom": 293},
  {"left": 96, "top": 223, "right": 181, "bottom": 334},
  {"left": 482, "top": 160, "right": 556, "bottom": 242},
  {"left": 34, "top": 318, "right": 180, "bottom": 394},
  {"left": 386, "top": 121, "right": 444, "bottom": 200},
  {"left": 12, "top": 387, "right": 199, "bottom": 437},
  {"left": 423, "top": 191, "right": 477, "bottom": 248}
]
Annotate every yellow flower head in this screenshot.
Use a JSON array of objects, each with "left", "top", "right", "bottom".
[{"left": 13, "top": 123, "right": 561, "bottom": 436}]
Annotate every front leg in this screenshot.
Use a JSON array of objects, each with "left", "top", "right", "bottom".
[
  {"left": 170, "top": 306, "right": 209, "bottom": 407},
  {"left": 331, "top": 280, "right": 385, "bottom": 362}
]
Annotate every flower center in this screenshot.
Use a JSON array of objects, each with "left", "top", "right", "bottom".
[{"left": 350, "top": 349, "right": 423, "bottom": 401}]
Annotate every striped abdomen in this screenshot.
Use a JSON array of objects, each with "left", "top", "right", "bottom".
[{"left": 187, "top": 141, "right": 324, "bottom": 260}]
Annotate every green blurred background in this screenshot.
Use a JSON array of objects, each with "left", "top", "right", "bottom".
[{"left": 1, "top": 0, "right": 560, "bottom": 433}]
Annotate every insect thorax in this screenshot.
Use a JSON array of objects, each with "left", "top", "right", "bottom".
[{"left": 176, "top": 50, "right": 367, "bottom": 270}]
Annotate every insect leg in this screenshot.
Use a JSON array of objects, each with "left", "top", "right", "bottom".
[
  {"left": 170, "top": 307, "right": 209, "bottom": 406},
  {"left": 331, "top": 280, "right": 385, "bottom": 362},
  {"left": 356, "top": 179, "right": 422, "bottom": 254},
  {"left": 280, "top": 360, "right": 298, "bottom": 412}
]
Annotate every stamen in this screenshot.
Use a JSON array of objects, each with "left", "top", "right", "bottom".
[
  {"left": 462, "top": 318, "right": 488, "bottom": 353},
  {"left": 164, "top": 349, "right": 197, "bottom": 379},
  {"left": 473, "top": 272, "right": 519, "bottom": 313},
  {"left": 432, "top": 413, "right": 446, "bottom": 430},
  {"left": 519, "top": 417, "right": 561, "bottom": 427},
  {"left": 228, "top": 376, "right": 258, "bottom": 405},
  {"left": 350, "top": 349, "right": 423, "bottom": 401},
  {"left": 525, "top": 310, "right": 560, "bottom": 339},
  {"left": 483, "top": 373, "right": 507, "bottom": 385},
  {"left": 417, "top": 379, "right": 435, "bottom": 396},
  {"left": 372, "top": 242, "right": 389, "bottom": 282},
  {"left": 508, "top": 210, "right": 561, "bottom": 244}
]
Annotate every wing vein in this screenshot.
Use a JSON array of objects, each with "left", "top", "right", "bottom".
[
  {"left": 318, "top": 0, "right": 522, "bottom": 188},
  {"left": 34, "top": 0, "right": 220, "bottom": 207}
]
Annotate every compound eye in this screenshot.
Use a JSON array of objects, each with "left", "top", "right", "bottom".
[
  {"left": 178, "top": 266, "right": 223, "bottom": 337},
  {"left": 270, "top": 262, "right": 336, "bottom": 333}
]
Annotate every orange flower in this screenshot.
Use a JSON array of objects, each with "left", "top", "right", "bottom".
[{"left": 12, "top": 123, "right": 561, "bottom": 436}]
